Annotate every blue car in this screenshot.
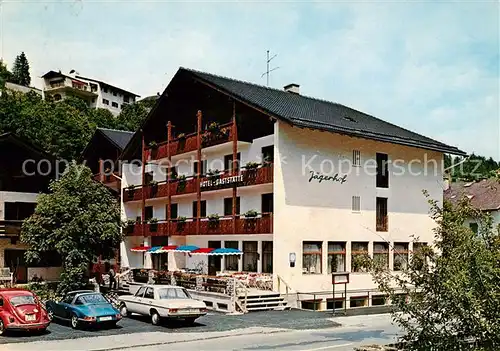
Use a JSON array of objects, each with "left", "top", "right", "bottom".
[{"left": 46, "top": 290, "right": 121, "bottom": 329}]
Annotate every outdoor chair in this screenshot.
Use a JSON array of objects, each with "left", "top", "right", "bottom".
[{"left": 0, "top": 268, "right": 13, "bottom": 287}]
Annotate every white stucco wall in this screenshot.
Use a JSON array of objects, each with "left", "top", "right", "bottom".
[{"left": 273, "top": 121, "right": 443, "bottom": 293}]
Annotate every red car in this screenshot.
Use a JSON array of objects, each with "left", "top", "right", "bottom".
[{"left": 0, "top": 289, "right": 51, "bottom": 335}]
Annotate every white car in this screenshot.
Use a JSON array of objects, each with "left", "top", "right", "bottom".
[{"left": 118, "top": 284, "right": 207, "bottom": 325}]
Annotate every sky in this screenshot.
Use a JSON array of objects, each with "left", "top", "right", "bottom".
[{"left": 1, "top": 0, "right": 499, "bottom": 159}]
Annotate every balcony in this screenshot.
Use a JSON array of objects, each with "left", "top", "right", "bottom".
[
  {"left": 46, "top": 79, "right": 97, "bottom": 98},
  {"left": 125, "top": 214, "right": 273, "bottom": 236},
  {"left": 144, "top": 122, "right": 233, "bottom": 161},
  {"left": 93, "top": 172, "right": 121, "bottom": 191},
  {"left": 0, "top": 220, "right": 23, "bottom": 236},
  {"left": 123, "top": 165, "right": 273, "bottom": 202}
]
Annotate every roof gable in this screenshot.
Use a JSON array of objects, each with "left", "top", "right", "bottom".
[{"left": 98, "top": 128, "right": 135, "bottom": 150}]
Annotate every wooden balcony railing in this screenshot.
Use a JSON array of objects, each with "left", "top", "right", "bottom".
[
  {"left": 0, "top": 220, "right": 23, "bottom": 236},
  {"left": 376, "top": 216, "right": 388, "bottom": 232},
  {"left": 144, "top": 122, "right": 233, "bottom": 161},
  {"left": 123, "top": 165, "right": 273, "bottom": 202},
  {"left": 125, "top": 214, "right": 273, "bottom": 237},
  {"left": 93, "top": 172, "right": 121, "bottom": 185}
]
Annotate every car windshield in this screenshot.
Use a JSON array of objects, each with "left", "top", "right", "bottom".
[
  {"left": 76, "top": 294, "right": 107, "bottom": 304},
  {"left": 10, "top": 295, "right": 36, "bottom": 307},
  {"left": 158, "top": 288, "right": 191, "bottom": 300}
]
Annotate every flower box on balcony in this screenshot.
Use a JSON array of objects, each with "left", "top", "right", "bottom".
[
  {"left": 149, "top": 180, "right": 158, "bottom": 197},
  {"left": 125, "top": 219, "right": 136, "bottom": 234},
  {"left": 148, "top": 218, "right": 158, "bottom": 232}
]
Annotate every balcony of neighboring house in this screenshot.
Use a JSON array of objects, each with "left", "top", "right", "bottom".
[
  {"left": 144, "top": 122, "right": 234, "bottom": 161},
  {"left": 123, "top": 163, "right": 273, "bottom": 202},
  {"left": 124, "top": 213, "right": 273, "bottom": 237},
  {"left": 93, "top": 171, "right": 121, "bottom": 192},
  {"left": 45, "top": 78, "right": 97, "bottom": 99},
  {"left": 0, "top": 220, "right": 23, "bottom": 237}
]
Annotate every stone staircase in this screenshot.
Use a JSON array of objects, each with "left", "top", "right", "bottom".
[{"left": 238, "top": 290, "right": 289, "bottom": 312}]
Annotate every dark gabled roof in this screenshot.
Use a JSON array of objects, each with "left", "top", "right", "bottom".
[
  {"left": 75, "top": 75, "right": 140, "bottom": 97},
  {"left": 444, "top": 178, "right": 500, "bottom": 211},
  {"left": 0, "top": 132, "right": 54, "bottom": 160},
  {"left": 97, "top": 128, "right": 134, "bottom": 150},
  {"left": 182, "top": 67, "right": 465, "bottom": 155}
]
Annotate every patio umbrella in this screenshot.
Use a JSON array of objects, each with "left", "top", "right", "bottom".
[
  {"left": 173, "top": 245, "right": 199, "bottom": 253},
  {"left": 130, "top": 245, "right": 151, "bottom": 252},
  {"left": 146, "top": 246, "right": 163, "bottom": 254},
  {"left": 157, "top": 245, "right": 178, "bottom": 253},
  {"left": 209, "top": 248, "right": 243, "bottom": 256},
  {"left": 191, "top": 248, "right": 215, "bottom": 255}
]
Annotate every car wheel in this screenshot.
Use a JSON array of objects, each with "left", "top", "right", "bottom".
[
  {"left": 46, "top": 306, "right": 54, "bottom": 320},
  {"left": 119, "top": 303, "right": 128, "bottom": 317},
  {"left": 0, "top": 319, "right": 5, "bottom": 336},
  {"left": 70, "top": 314, "right": 79, "bottom": 329},
  {"left": 151, "top": 310, "right": 161, "bottom": 326}
]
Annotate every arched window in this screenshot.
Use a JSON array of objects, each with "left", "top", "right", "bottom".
[{"left": 53, "top": 94, "right": 62, "bottom": 101}]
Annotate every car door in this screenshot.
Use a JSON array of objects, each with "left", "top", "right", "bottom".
[
  {"left": 128, "top": 286, "right": 146, "bottom": 314},
  {"left": 141, "top": 287, "right": 155, "bottom": 314},
  {"left": 58, "top": 293, "right": 76, "bottom": 319}
]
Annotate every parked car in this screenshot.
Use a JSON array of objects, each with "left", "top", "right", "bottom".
[
  {"left": 119, "top": 284, "right": 207, "bottom": 325},
  {"left": 0, "top": 288, "right": 51, "bottom": 335},
  {"left": 46, "top": 290, "right": 121, "bottom": 329}
]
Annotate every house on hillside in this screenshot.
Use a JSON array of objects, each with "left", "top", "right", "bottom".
[
  {"left": 118, "top": 67, "right": 464, "bottom": 311},
  {"left": 41, "top": 70, "right": 139, "bottom": 115},
  {"left": 0, "top": 133, "right": 61, "bottom": 283},
  {"left": 444, "top": 178, "right": 500, "bottom": 232}
]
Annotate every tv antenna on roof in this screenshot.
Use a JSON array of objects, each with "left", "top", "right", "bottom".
[{"left": 261, "top": 50, "right": 280, "bottom": 87}]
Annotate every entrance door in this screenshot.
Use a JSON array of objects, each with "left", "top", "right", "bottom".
[
  {"left": 4, "top": 249, "right": 27, "bottom": 283},
  {"left": 208, "top": 241, "right": 221, "bottom": 276}
]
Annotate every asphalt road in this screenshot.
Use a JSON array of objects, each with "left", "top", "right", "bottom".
[
  {"left": 0, "top": 310, "right": 341, "bottom": 344},
  {"left": 0, "top": 313, "right": 399, "bottom": 351}
]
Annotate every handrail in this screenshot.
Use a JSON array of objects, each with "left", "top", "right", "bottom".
[
  {"left": 233, "top": 278, "right": 248, "bottom": 313},
  {"left": 277, "top": 274, "right": 292, "bottom": 295}
]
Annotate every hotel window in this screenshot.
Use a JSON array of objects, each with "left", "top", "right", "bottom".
[
  {"left": 112, "top": 102, "right": 118, "bottom": 108},
  {"left": 223, "top": 197, "right": 240, "bottom": 216},
  {"left": 469, "top": 222, "right": 478, "bottom": 234},
  {"left": 376, "top": 153, "right": 389, "bottom": 188},
  {"left": 262, "top": 241, "right": 273, "bottom": 273},
  {"left": 412, "top": 242, "right": 427, "bottom": 270},
  {"left": 224, "top": 241, "right": 239, "bottom": 271},
  {"left": 261, "top": 193, "right": 273, "bottom": 214},
  {"left": 352, "top": 150, "right": 361, "bottom": 166},
  {"left": 124, "top": 95, "right": 130, "bottom": 103},
  {"left": 261, "top": 145, "right": 274, "bottom": 163},
  {"left": 224, "top": 153, "right": 241, "bottom": 172},
  {"left": 103, "top": 87, "right": 108, "bottom": 93},
  {"left": 167, "top": 166, "right": 177, "bottom": 180},
  {"left": 352, "top": 196, "right": 360, "bottom": 212},
  {"left": 376, "top": 197, "right": 388, "bottom": 231},
  {"left": 243, "top": 241, "right": 258, "bottom": 272},
  {"left": 351, "top": 242, "right": 369, "bottom": 272},
  {"left": 303, "top": 242, "right": 322, "bottom": 274},
  {"left": 193, "top": 160, "right": 207, "bottom": 176},
  {"left": 373, "top": 242, "right": 389, "bottom": 269},
  {"left": 166, "top": 203, "right": 178, "bottom": 219},
  {"left": 145, "top": 172, "right": 153, "bottom": 185},
  {"left": 350, "top": 296, "right": 368, "bottom": 308},
  {"left": 113, "top": 91, "right": 117, "bottom": 96},
  {"left": 327, "top": 242, "right": 346, "bottom": 273},
  {"left": 192, "top": 200, "right": 207, "bottom": 219},
  {"left": 102, "top": 99, "right": 109, "bottom": 105},
  {"left": 393, "top": 243, "right": 409, "bottom": 271},
  {"left": 144, "top": 206, "right": 153, "bottom": 221}
]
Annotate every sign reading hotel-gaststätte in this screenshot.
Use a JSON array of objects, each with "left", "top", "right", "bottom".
[{"left": 200, "top": 174, "right": 244, "bottom": 188}]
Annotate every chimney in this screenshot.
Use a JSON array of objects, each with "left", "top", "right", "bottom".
[{"left": 284, "top": 83, "right": 300, "bottom": 94}]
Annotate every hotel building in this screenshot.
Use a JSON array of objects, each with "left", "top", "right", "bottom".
[{"left": 119, "top": 67, "right": 464, "bottom": 309}]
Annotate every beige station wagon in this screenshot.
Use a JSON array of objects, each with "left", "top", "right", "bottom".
[{"left": 118, "top": 285, "right": 207, "bottom": 325}]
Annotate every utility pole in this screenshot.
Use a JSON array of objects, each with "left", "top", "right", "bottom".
[{"left": 261, "top": 50, "right": 279, "bottom": 87}]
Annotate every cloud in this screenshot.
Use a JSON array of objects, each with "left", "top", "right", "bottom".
[{"left": 2, "top": 1, "right": 498, "bottom": 158}]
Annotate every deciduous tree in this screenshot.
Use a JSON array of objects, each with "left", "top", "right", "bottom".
[
  {"left": 21, "top": 162, "right": 123, "bottom": 294},
  {"left": 364, "top": 191, "right": 500, "bottom": 350}
]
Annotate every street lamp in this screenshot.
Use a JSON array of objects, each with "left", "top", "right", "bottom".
[{"left": 331, "top": 272, "right": 350, "bottom": 316}]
